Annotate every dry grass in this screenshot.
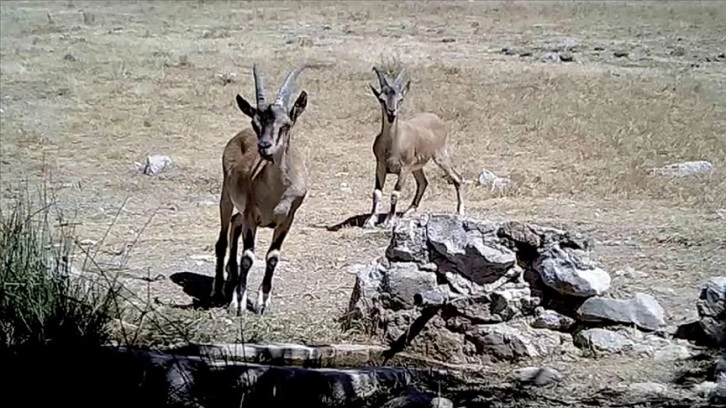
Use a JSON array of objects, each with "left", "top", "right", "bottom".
[{"left": 1, "top": 0, "right": 725, "bottom": 390}]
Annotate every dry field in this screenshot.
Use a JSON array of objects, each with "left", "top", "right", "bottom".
[{"left": 1, "top": 0, "right": 726, "bottom": 398}]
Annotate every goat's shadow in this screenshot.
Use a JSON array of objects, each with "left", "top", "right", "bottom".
[
  {"left": 317, "top": 212, "right": 405, "bottom": 232},
  {"left": 169, "top": 271, "right": 257, "bottom": 312},
  {"left": 169, "top": 271, "right": 217, "bottom": 310}
]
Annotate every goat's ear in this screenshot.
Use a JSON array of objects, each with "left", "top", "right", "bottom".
[
  {"left": 290, "top": 90, "right": 308, "bottom": 123},
  {"left": 235, "top": 94, "right": 256, "bottom": 118},
  {"left": 369, "top": 84, "right": 381, "bottom": 98}
]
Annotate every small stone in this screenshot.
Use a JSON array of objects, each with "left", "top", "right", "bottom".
[
  {"left": 542, "top": 52, "right": 559, "bottom": 62},
  {"left": 651, "top": 160, "right": 713, "bottom": 178},
  {"left": 142, "top": 155, "right": 172, "bottom": 176},
  {"left": 576, "top": 293, "right": 666, "bottom": 331},
  {"left": 512, "top": 366, "right": 562, "bottom": 386},
  {"left": 441, "top": 37, "right": 456, "bottom": 43},
  {"left": 594, "top": 46, "right": 605, "bottom": 51},
  {"left": 559, "top": 52, "right": 574, "bottom": 62},
  {"left": 694, "top": 381, "right": 718, "bottom": 397},
  {"left": 574, "top": 328, "right": 633, "bottom": 354},
  {"left": 613, "top": 51, "right": 629, "bottom": 58},
  {"left": 63, "top": 53, "right": 76, "bottom": 61},
  {"left": 614, "top": 266, "right": 648, "bottom": 279},
  {"left": 531, "top": 309, "right": 575, "bottom": 331},
  {"left": 519, "top": 51, "right": 532, "bottom": 57},
  {"left": 628, "top": 382, "right": 667, "bottom": 396}
]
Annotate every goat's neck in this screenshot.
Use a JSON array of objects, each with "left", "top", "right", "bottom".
[{"left": 379, "top": 109, "right": 400, "bottom": 142}]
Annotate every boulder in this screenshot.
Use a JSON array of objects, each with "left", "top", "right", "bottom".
[
  {"left": 697, "top": 277, "right": 726, "bottom": 347},
  {"left": 534, "top": 245, "right": 610, "bottom": 297},
  {"left": 576, "top": 293, "right": 666, "bottom": 331},
  {"left": 574, "top": 328, "right": 633, "bottom": 354}
]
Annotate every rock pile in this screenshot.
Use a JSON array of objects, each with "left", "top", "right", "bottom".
[{"left": 343, "top": 214, "right": 672, "bottom": 364}]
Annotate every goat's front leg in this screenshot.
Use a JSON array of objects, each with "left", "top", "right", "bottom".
[
  {"left": 256, "top": 198, "right": 303, "bottom": 315},
  {"left": 382, "top": 166, "right": 410, "bottom": 228},
  {"left": 223, "top": 212, "right": 244, "bottom": 302},
  {"left": 363, "top": 161, "right": 386, "bottom": 229},
  {"left": 229, "top": 216, "right": 257, "bottom": 316}
]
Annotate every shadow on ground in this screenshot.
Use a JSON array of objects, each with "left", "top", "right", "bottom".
[
  {"left": 320, "top": 212, "right": 404, "bottom": 232},
  {"left": 169, "top": 271, "right": 216, "bottom": 309}
]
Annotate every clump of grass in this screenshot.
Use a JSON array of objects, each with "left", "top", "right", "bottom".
[{"left": 0, "top": 182, "right": 121, "bottom": 356}]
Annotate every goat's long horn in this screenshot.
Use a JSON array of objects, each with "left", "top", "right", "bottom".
[
  {"left": 372, "top": 66, "right": 390, "bottom": 89},
  {"left": 253, "top": 63, "right": 266, "bottom": 108},
  {"left": 274, "top": 62, "right": 309, "bottom": 108},
  {"left": 393, "top": 70, "right": 406, "bottom": 90}
]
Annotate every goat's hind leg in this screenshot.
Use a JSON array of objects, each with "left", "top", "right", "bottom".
[
  {"left": 403, "top": 169, "right": 428, "bottom": 217},
  {"left": 433, "top": 149, "right": 465, "bottom": 215},
  {"left": 223, "top": 212, "right": 244, "bottom": 302},
  {"left": 211, "top": 186, "right": 233, "bottom": 305}
]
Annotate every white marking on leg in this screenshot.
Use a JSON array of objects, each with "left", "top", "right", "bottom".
[
  {"left": 390, "top": 190, "right": 400, "bottom": 206},
  {"left": 228, "top": 290, "right": 240, "bottom": 315},
  {"left": 242, "top": 249, "right": 255, "bottom": 266},
  {"left": 257, "top": 249, "right": 280, "bottom": 314}
]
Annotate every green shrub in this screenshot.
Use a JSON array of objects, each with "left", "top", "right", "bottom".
[{"left": 0, "top": 184, "right": 120, "bottom": 355}]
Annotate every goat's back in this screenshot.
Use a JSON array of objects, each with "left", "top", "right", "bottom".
[{"left": 395, "top": 112, "right": 448, "bottom": 165}]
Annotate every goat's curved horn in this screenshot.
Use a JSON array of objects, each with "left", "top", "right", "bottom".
[
  {"left": 274, "top": 62, "right": 309, "bottom": 108},
  {"left": 372, "top": 66, "right": 390, "bottom": 89},
  {"left": 253, "top": 63, "right": 266, "bottom": 108}
]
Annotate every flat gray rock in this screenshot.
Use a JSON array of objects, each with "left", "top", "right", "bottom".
[
  {"left": 576, "top": 293, "right": 666, "bottom": 331},
  {"left": 512, "top": 366, "right": 562, "bottom": 386},
  {"left": 574, "top": 328, "right": 633, "bottom": 354}
]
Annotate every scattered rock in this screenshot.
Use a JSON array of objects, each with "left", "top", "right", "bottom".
[
  {"left": 697, "top": 277, "right": 726, "bottom": 346},
  {"left": 139, "top": 155, "right": 172, "bottom": 176},
  {"left": 614, "top": 266, "right": 648, "bottom": 279},
  {"left": 512, "top": 366, "right": 562, "bottom": 387},
  {"left": 531, "top": 307, "right": 575, "bottom": 331},
  {"left": 654, "top": 344, "right": 693, "bottom": 361},
  {"left": 650, "top": 160, "right": 713, "bottom": 178},
  {"left": 542, "top": 52, "right": 559, "bottom": 63},
  {"left": 576, "top": 293, "right": 666, "bottom": 331},
  {"left": 466, "top": 322, "right": 565, "bottom": 362},
  {"left": 559, "top": 52, "right": 574, "bottom": 62},
  {"left": 519, "top": 51, "right": 533, "bottom": 57},
  {"left": 477, "top": 169, "right": 511, "bottom": 192},
  {"left": 574, "top": 328, "right": 633, "bottom": 354},
  {"left": 694, "top": 381, "right": 718, "bottom": 398},
  {"left": 441, "top": 37, "right": 456, "bottom": 43},
  {"left": 63, "top": 53, "right": 76, "bottom": 61},
  {"left": 594, "top": 46, "right": 605, "bottom": 51},
  {"left": 718, "top": 53, "right": 725, "bottom": 59},
  {"left": 627, "top": 382, "right": 668, "bottom": 396},
  {"left": 671, "top": 46, "right": 686, "bottom": 57},
  {"left": 534, "top": 245, "right": 611, "bottom": 297},
  {"left": 501, "top": 47, "right": 520, "bottom": 56},
  {"left": 613, "top": 51, "right": 629, "bottom": 58}
]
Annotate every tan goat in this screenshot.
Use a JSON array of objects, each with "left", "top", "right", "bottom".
[
  {"left": 210, "top": 62, "right": 310, "bottom": 316},
  {"left": 363, "top": 66, "right": 464, "bottom": 228}
]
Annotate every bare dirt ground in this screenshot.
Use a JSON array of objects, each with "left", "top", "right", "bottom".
[{"left": 1, "top": 0, "right": 725, "bottom": 402}]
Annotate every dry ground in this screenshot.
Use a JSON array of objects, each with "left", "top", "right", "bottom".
[{"left": 1, "top": 0, "right": 726, "bottom": 398}]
